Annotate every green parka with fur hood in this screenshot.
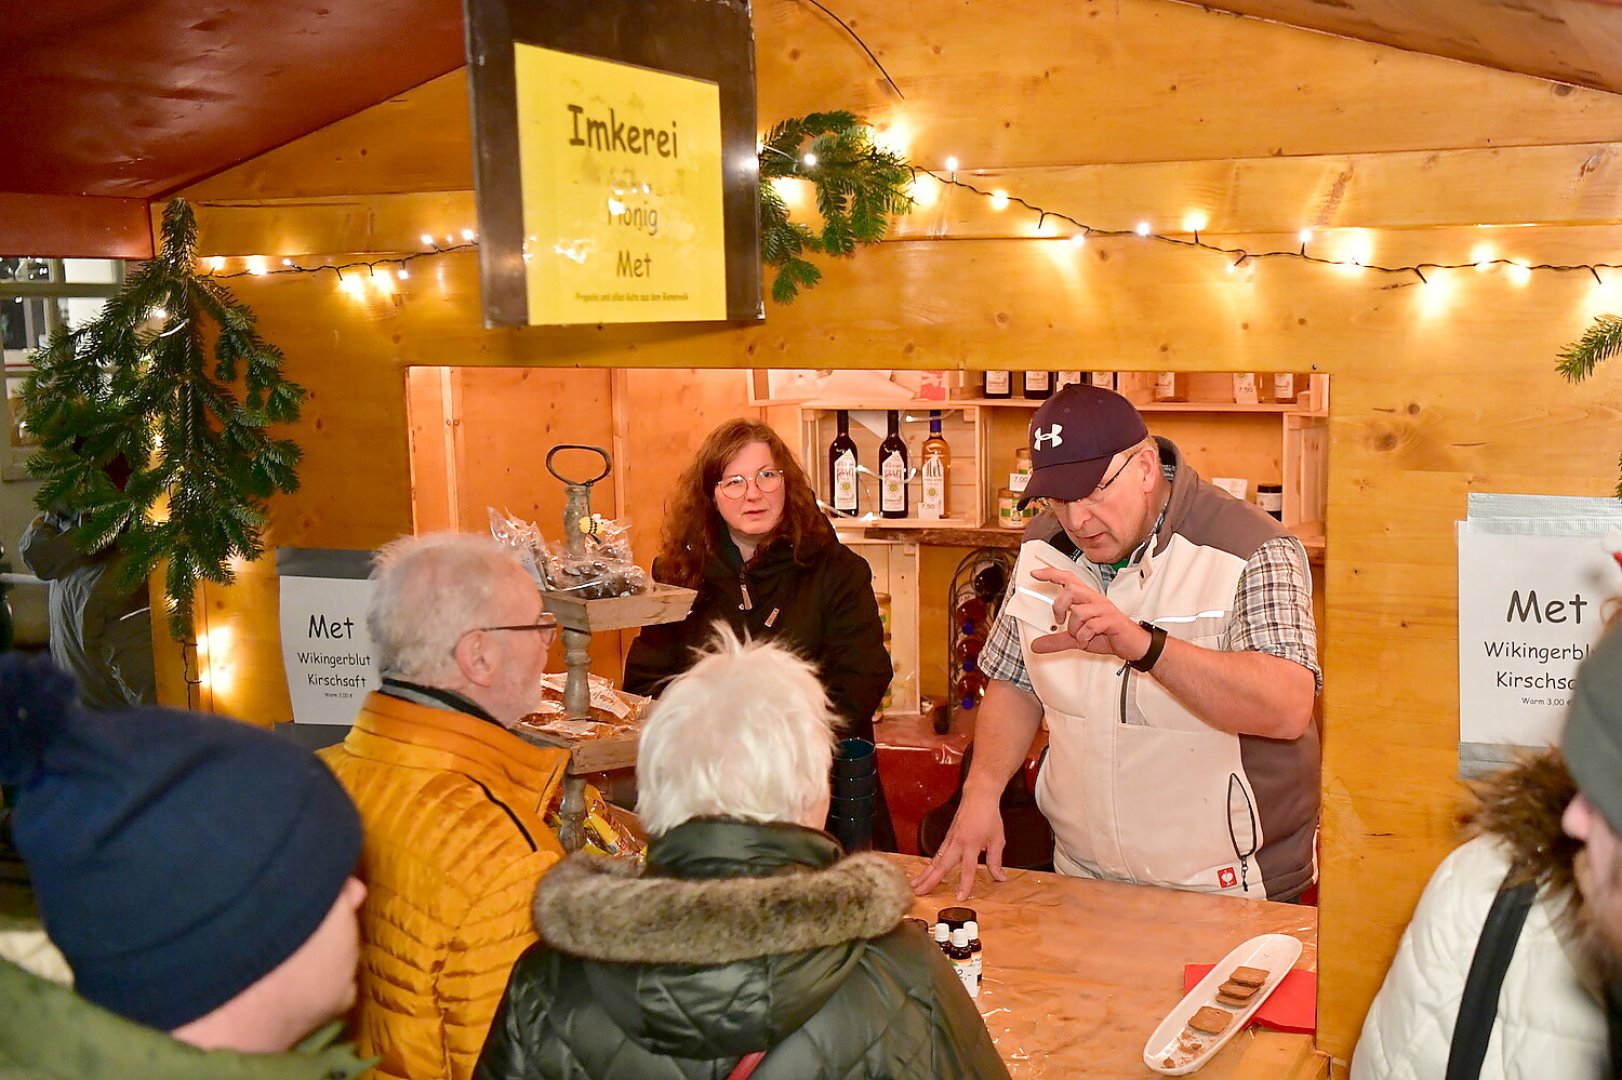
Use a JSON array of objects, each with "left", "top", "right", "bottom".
[{"left": 473, "top": 819, "right": 1009, "bottom": 1080}]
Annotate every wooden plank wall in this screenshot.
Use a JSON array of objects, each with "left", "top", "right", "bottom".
[{"left": 171, "top": 0, "right": 1622, "bottom": 1063}]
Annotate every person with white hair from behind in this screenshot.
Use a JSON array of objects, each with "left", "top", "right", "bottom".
[{"left": 475, "top": 629, "right": 1010, "bottom": 1080}]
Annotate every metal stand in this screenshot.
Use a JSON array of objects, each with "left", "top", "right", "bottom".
[{"left": 545, "top": 445, "right": 613, "bottom": 851}]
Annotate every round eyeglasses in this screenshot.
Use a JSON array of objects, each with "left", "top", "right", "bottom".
[{"left": 715, "top": 467, "right": 785, "bottom": 500}]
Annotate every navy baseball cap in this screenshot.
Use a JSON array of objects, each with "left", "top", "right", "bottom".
[{"left": 1017, "top": 384, "right": 1149, "bottom": 508}]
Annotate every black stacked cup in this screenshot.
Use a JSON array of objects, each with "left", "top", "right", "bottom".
[{"left": 827, "top": 737, "right": 878, "bottom": 852}]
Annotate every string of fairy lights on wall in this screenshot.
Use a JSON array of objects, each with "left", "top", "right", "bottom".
[{"left": 194, "top": 162, "right": 1622, "bottom": 300}]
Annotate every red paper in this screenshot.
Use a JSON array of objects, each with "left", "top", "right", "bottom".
[{"left": 1183, "top": 965, "right": 1316, "bottom": 1035}]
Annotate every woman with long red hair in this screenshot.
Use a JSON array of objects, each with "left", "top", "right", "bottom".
[{"left": 624, "top": 419, "right": 892, "bottom": 741}]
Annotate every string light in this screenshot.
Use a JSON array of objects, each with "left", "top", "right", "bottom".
[
  {"left": 990, "top": 189, "right": 1009, "bottom": 211},
  {"left": 201, "top": 242, "right": 478, "bottom": 285},
  {"left": 802, "top": 152, "right": 818, "bottom": 167},
  {"left": 911, "top": 166, "right": 1611, "bottom": 285},
  {"left": 245, "top": 256, "right": 268, "bottom": 276},
  {"left": 1069, "top": 232, "right": 1087, "bottom": 248}
]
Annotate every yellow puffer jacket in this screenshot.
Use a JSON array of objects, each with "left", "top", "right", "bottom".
[{"left": 319, "top": 692, "right": 569, "bottom": 1080}]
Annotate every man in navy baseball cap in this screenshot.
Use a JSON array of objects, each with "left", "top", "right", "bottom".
[
  {"left": 914, "top": 379, "right": 1322, "bottom": 907},
  {"left": 1017, "top": 384, "right": 1149, "bottom": 511}
]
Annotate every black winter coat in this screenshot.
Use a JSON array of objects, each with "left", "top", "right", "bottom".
[
  {"left": 473, "top": 819, "right": 1010, "bottom": 1080},
  {"left": 623, "top": 522, "right": 891, "bottom": 739}
]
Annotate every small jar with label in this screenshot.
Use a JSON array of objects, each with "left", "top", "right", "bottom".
[
  {"left": 1010, "top": 447, "right": 1033, "bottom": 493},
  {"left": 1257, "top": 483, "right": 1284, "bottom": 521},
  {"left": 997, "top": 488, "right": 1024, "bottom": 529}
]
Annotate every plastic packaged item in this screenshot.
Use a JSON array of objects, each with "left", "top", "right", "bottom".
[
  {"left": 489, "top": 507, "right": 646, "bottom": 599},
  {"left": 544, "top": 786, "right": 645, "bottom": 859}
]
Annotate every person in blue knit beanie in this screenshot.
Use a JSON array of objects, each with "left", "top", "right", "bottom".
[{"left": 0, "top": 652, "right": 373, "bottom": 1079}]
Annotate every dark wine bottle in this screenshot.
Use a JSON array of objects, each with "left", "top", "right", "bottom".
[
  {"left": 1022, "top": 370, "right": 1053, "bottom": 399},
  {"left": 828, "top": 410, "right": 859, "bottom": 516},
  {"left": 879, "top": 410, "right": 909, "bottom": 519}
]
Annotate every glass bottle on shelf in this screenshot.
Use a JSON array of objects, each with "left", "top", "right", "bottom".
[
  {"left": 1055, "top": 370, "right": 1085, "bottom": 390},
  {"left": 879, "top": 410, "right": 909, "bottom": 519},
  {"left": 955, "top": 669, "right": 987, "bottom": 710},
  {"left": 984, "top": 369, "right": 1013, "bottom": 399},
  {"left": 828, "top": 409, "right": 859, "bottom": 517},
  {"left": 1089, "top": 371, "right": 1118, "bottom": 392},
  {"left": 920, "top": 411, "right": 950, "bottom": 520},
  {"left": 1022, "top": 370, "right": 1053, "bottom": 399},
  {"left": 1152, "top": 371, "right": 1189, "bottom": 402},
  {"left": 1231, "top": 372, "right": 1260, "bottom": 405},
  {"left": 973, "top": 563, "right": 1008, "bottom": 602},
  {"left": 954, "top": 595, "right": 988, "bottom": 634}
]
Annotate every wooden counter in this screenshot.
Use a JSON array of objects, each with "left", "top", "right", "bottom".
[{"left": 897, "top": 856, "right": 1327, "bottom": 1079}]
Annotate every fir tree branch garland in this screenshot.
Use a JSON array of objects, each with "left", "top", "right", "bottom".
[
  {"left": 22, "top": 198, "right": 305, "bottom": 638},
  {"left": 757, "top": 112, "right": 914, "bottom": 303},
  {"left": 1556, "top": 314, "right": 1622, "bottom": 499}
]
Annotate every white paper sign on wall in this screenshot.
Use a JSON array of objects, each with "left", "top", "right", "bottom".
[
  {"left": 276, "top": 548, "right": 378, "bottom": 725},
  {"left": 1457, "top": 493, "right": 1622, "bottom": 774}
]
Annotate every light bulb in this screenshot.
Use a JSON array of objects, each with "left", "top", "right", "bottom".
[
  {"left": 1070, "top": 233, "right": 1087, "bottom": 248},
  {"left": 944, "top": 156, "right": 959, "bottom": 173},
  {"left": 990, "top": 190, "right": 1010, "bottom": 211},
  {"left": 1298, "top": 229, "right": 1313, "bottom": 244},
  {"left": 1183, "top": 212, "right": 1208, "bottom": 233},
  {"left": 1507, "top": 262, "right": 1531, "bottom": 286},
  {"left": 421, "top": 234, "right": 435, "bottom": 246},
  {"left": 1135, "top": 221, "right": 1151, "bottom": 237},
  {"left": 397, "top": 267, "right": 410, "bottom": 280},
  {"left": 802, "top": 152, "right": 818, "bottom": 167},
  {"left": 461, "top": 229, "right": 475, "bottom": 242}
]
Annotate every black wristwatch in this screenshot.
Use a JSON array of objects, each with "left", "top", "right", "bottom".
[{"left": 1130, "top": 621, "right": 1167, "bottom": 672}]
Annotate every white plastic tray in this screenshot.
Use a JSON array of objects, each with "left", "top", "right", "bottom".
[{"left": 1142, "top": 932, "right": 1303, "bottom": 1076}]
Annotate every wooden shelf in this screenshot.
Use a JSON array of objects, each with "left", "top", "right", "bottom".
[
  {"left": 863, "top": 521, "right": 1325, "bottom": 564},
  {"left": 940, "top": 397, "right": 1325, "bottom": 416},
  {"left": 862, "top": 522, "right": 1024, "bottom": 549}
]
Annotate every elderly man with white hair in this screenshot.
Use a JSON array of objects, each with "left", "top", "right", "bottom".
[
  {"left": 474, "top": 630, "right": 1009, "bottom": 1080},
  {"left": 319, "top": 533, "right": 572, "bottom": 1080}
]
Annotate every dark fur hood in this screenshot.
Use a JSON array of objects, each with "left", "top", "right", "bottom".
[
  {"left": 1463, "top": 749, "right": 1580, "bottom": 910},
  {"left": 534, "top": 847, "right": 910, "bottom": 965}
]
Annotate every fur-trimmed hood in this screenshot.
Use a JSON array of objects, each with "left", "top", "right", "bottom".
[
  {"left": 521, "top": 819, "right": 914, "bottom": 1061},
  {"left": 534, "top": 821, "right": 909, "bottom": 965},
  {"left": 1463, "top": 748, "right": 1581, "bottom": 911}
]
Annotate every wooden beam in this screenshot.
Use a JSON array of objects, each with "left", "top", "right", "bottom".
[{"left": 0, "top": 193, "right": 154, "bottom": 258}]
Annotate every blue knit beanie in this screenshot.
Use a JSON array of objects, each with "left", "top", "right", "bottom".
[{"left": 0, "top": 653, "right": 362, "bottom": 1030}]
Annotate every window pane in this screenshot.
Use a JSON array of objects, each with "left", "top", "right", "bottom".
[{"left": 60, "top": 258, "right": 121, "bottom": 284}]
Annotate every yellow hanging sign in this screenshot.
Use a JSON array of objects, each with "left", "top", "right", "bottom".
[{"left": 514, "top": 43, "right": 728, "bottom": 324}]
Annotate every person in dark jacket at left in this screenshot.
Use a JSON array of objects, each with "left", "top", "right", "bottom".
[
  {"left": 0, "top": 652, "right": 371, "bottom": 1079},
  {"left": 622, "top": 418, "right": 894, "bottom": 846},
  {"left": 477, "top": 631, "right": 1008, "bottom": 1080}
]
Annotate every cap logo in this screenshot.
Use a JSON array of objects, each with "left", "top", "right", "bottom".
[{"left": 1033, "top": 424, "right": 1064, "bottom": 451}]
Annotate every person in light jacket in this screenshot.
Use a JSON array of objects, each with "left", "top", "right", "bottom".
[
  {"left": 476, "top": 632, "right": 1009, "bottom": 1080},
  {"left": 1353, "top": 749, "right": 1608, "bottom": 1079}
]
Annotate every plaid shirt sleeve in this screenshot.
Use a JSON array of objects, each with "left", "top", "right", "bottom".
[
  {"left": 977, "top": 584, "right": 1034, "bottom": 693},
  {"left": 1225, "top": 535, "right": 1322, "bottom": 692}
]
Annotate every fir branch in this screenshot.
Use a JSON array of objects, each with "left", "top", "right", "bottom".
[
  {"left": 757, "top": 112, "right": 914, "bottom": 304},
  {"left": 1557, "top": 314, "right": 1622, "bottom": 383},
  {"left": 20, "top": 198, "right": 305, "bottom": 639}
]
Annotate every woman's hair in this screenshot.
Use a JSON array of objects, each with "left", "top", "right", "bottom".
[
  {"left": 654, "top": 418, "right": 826, "bottom": 587},
  {"left": 367, "top": 532, "right": 524, "bottom": 684},
  {"left": 636, "top": 627, "right": 835, "bottom": 836}
]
